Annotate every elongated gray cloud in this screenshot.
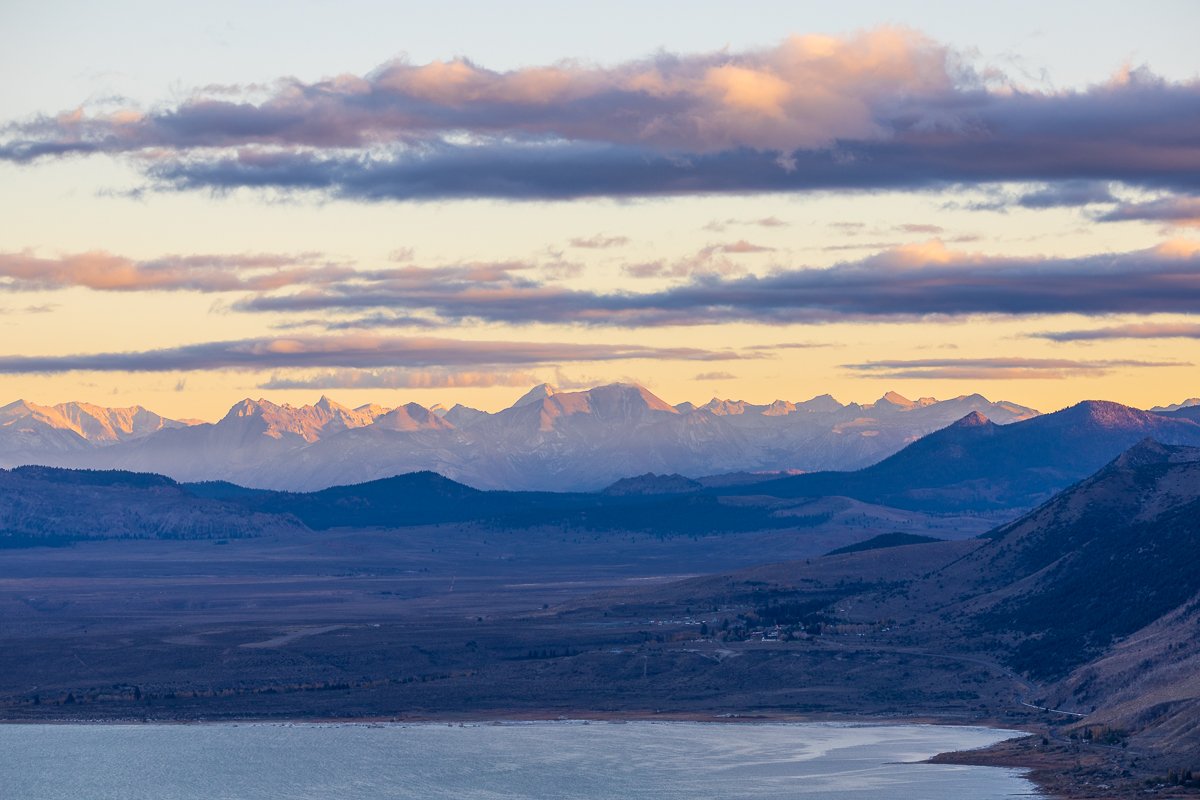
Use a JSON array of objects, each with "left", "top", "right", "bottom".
[
  {"left": 844, "top": 357, "right": 1188, "bottom": 380},
  {"left": 3, "top": 32, "right": 1199, "bottom": 200},
  {"left": 1095, "top": 195, "right": 1200, "bottom": 228},
  {"left": 0, "top": 334, "right": 740, "bottom": 374},
  {"left": 1016, "top": 181, "right": 1117, "bottom": 209},
  {"left": 742, "top": 342, "right": 833, "bottom": 351},
  {"left": 1033, "top": 322, "right": 1200, "bottom": 341},
  {"left": 0, "top": 251, "right": 557, "bottom": 300},
  {"left": 703, "top": 217, "right": 788, "bottom": 232},
  {"left": 235, "top": 241, "right": 1200, "bottom": 326}
]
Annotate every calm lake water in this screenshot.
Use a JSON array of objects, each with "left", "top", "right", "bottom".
[{"left": 0, "top": 721, "right": 1042, "bottom": 799}]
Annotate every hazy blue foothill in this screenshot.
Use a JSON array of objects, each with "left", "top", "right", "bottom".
[{"left": 0, "top": 722, "right": 1041, "bottom": 799}]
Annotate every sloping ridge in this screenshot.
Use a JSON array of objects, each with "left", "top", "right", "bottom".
[
  {"left": 944, "top": 439, "right": 1200, "bottom": 680},
  {"left": 196, "top": 468, "right": 796, "bottom": 534},
  {"left": 0, "top": 467, "right": 304, "bottom": 542},
  {"left": 725, "top": 401, "right": 1200, "bottom": 512},
  {"left": 233, "top": 471, "right": 603, "bottom": 529}
]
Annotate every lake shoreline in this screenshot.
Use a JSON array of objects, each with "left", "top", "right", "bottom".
[
  {"left": 9, "top": 708, "right": 1167, "bottom": 798},
  {"left": 1, "top": 710, "right": 1062, "bottom": 797},
  {"left": 0, "top": 706, "right": 1034, "bottom": 730},
  {"left": 0, "top": 716, "right": 1046, "bottom": 799}
]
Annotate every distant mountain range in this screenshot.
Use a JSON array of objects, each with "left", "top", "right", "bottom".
[
  {"left": 0, "top": 400, "right": 186, "bottom": 457},
  {"left": 0, "top": 384, "right": 1040, "bottom": 491},
  {"left": 182, "top": 399, "right": 1200, "bottom": 528},
  {"left": 6, "top": 391, "right": 1200, "bottom": 547}
]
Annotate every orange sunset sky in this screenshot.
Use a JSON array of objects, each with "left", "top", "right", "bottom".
[{"left": 1, "top": 1, "right": 1198, "bottom": 419}]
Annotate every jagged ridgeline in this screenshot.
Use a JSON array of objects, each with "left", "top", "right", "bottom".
[{"left": 0, "top": 385, "right": 1039, "bottom": 491}]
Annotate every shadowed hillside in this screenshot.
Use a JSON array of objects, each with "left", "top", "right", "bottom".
[
  {"left": 727, "top": 401, "right": 1200, "bottom": 512},
  {"left": 0, "top": 466, "right": 305, "bottom": 544}
]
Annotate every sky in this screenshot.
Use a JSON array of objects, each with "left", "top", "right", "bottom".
[{"left": 1, "top": 0, "right": 1198, "bottom": 419}]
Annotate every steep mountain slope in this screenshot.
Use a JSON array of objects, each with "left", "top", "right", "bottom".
[
  {"left": 0, "top": 400, "right": 89, "bottom": 459},
  {"left": 371, "top": 403, "right": 455, "bottom": 432},
  {"left": 218, "top": 396, "right": 382, "bottom": 441},
  {"left": 930, "top": 439, "right": 1200, "bottom": 679},
  {"left": 1048, "top": 591, "right": 1200, "bottom": 755},
  {"left": 855, "top": 438, "right": 1200, "bottom": 757},
  {"left": 731, "top": 401, "right": 1200, "bottom": 512},
  {"left": 52, "top": 402, "right": 184, "bottom": 443},
  {"left": 0, "top": 400, "right": 186, "bottom": 465},
  {"left": 598, "top": 437, "right": 1200, "bottom": 760}
]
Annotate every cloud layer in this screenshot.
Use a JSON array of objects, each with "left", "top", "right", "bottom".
[
  {"left": 1096, "top": 196, "right": 1200, "bottom": 228},
  {"left": 0, "top": 250, "right": 348, "bottom": 292},
  {"left": 0, "top": 334, "right": 738, "bottom": 374},
  {"left": 1033, "top": 322, "right": 1200, "bottom": 341},
  {"left": 235, "top": 240, "right": 1200, "bottom": 326},
  {"left": 4, "top": 31, "right": 1199, "bottom": 200},
  {"left": 22, "top": 240, "right": 1198, "bottom": 332},
  {"left": 844, "top": 357, "right": 1188, "bottom": 380}
]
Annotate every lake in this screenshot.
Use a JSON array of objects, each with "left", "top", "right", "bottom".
[{"left": 0, "top": 720, "right": 1042, "bottom": 799}]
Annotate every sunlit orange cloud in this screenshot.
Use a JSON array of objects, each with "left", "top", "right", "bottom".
[
  {"left": 367, "top": 29, "right": 951, "bottom": 151},
  {"left": 860, "top": 239, "right": 975, "bottom": 268},
  {"left": 5, "top": 30, "right": 1198, "bottom": 203},
  {"left": 0, "top": 250, "right": 352, "bottom": 292},
  {"left": 0, "top": 28, "right": 957, "bottom": 160}
]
